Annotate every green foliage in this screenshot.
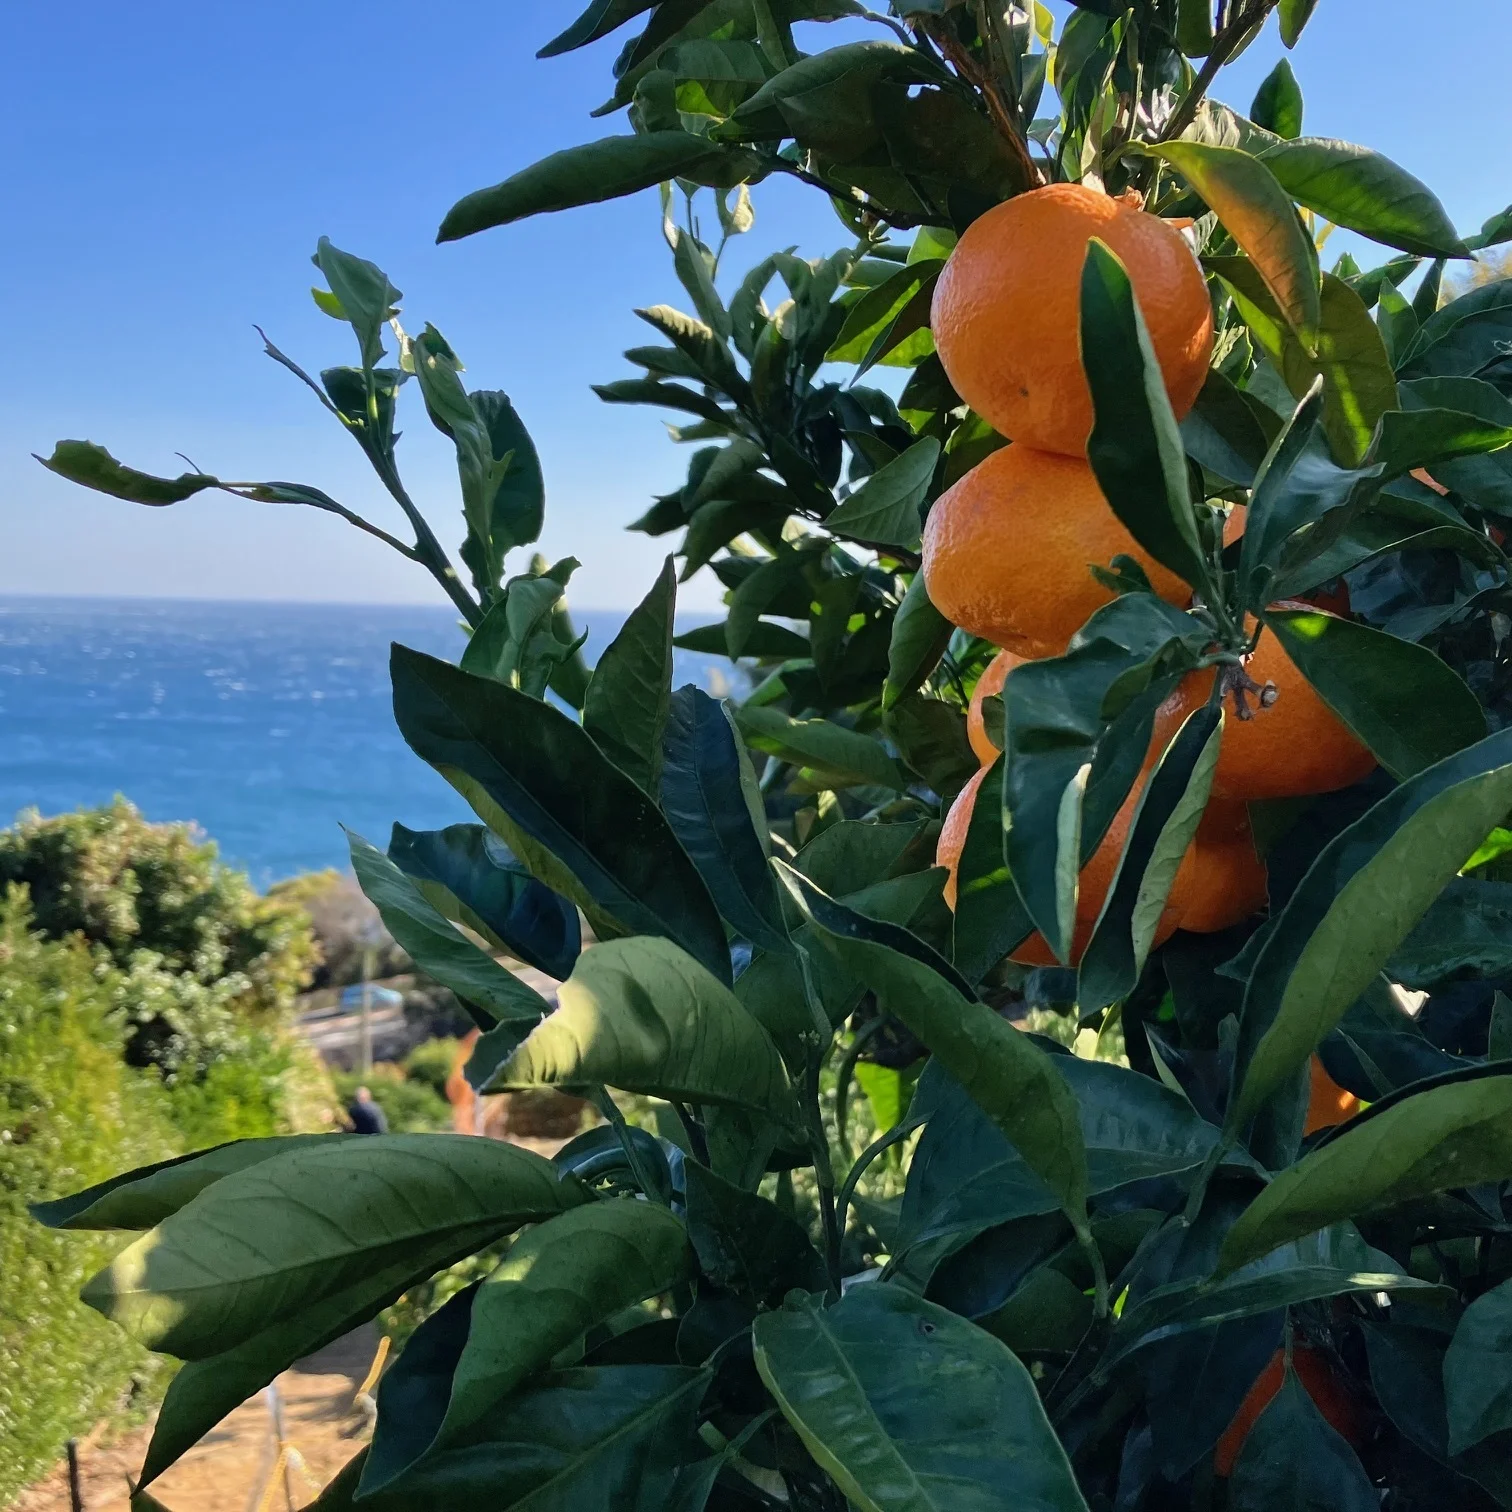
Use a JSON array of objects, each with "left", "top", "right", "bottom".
[
  {"left": 0, "top": 799, "right": 318, "bottom": 1076},
  {"left": 331, "top": 1068, "right": 451, "bottom": 1135},
  {"left": 0, "top": 898, "right": 179, "bottom": 1502},
  {"left": 36, "top": 5, "right": 1512, "bottom": 1508}
]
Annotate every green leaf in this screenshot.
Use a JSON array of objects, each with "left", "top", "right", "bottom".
[
  {"left": 661, "top": 686, "right": 789, "bottom": 955},
  {"left": 1372, "top": 407, "right": 1512, "bottom": 479},
  {"left": 753, "top": 1287, "right": 1089, "bottom": 1512},
  {"left": 1446, "top": 1277, "right": 1512, "bottom": 1454},
  {"left": 82, "top": 1136, "right": 585, "bottom": 1356},
  {"left": 594, "top": 375, "right": 733, "bottom": 428},
  {"left": 387, "top": 822, "right": 581, "bottom": 981},
  {"left": 1229, "top": 1371, "right": 1377, "bottom": 1509},
  {"left": 312, "top": 238, "right": 400, "bottom": 371},
  {"left": 470, "top": 391, "right": 546, "bottom": 555},
  {"left": 539, "top": 0, "right": 658, "bottom": 57},
  {"left": 1221, "top": 1070, "right": 1512, "bottom": 1273},
  {"left": 37, "top": 441, "right": 218, "bottom": 505},
  {"left": 827, "top": 260, "right": 942, "bottom": 374},
  {"left": 1080, "top": 240, "right": 1211, "bottom": 591},
  {"left": 439, "top": 133, "right": 731, "bottom": 240},
  {"left": 824, "top": 439, "right": 938, "bottom": 550},
  {"left": 363, "top": 1202, "right": 694, "bottom": 1491},
  {"left": 1078, "top": 706, "right": 1222, "bottom": 1015},
  {"left": 583, "top": 557, "right": 676, "bottom": 792},
  {"left": 776, "top": 864, "right": 1090, "bottom": 1236},
  {"left": 1148, "top": 141, "right": 1320, "bottom": 340},
  {"left": 1250, "top": 59, "right": 1303, "bottom": 140},
  {"left": 1260, "top": 138, "right": 1468, "bottom": 259},
  {"left": 29, "top": 1136, "right": 350, "bottom": 1232},
  {"left": 391, "top": 644, "right": 729, "bottom": 981},
  {"left": 674, "top": 619, "right": 810, "bottom": 659},
  {"left": 1265, "top": 609, "right": 1486, "bottom": 780},
  {"left": 635, "top": 304, "right": 746, "bottom": 398},
  {"left": 1278, "top": 0, "right": 1320, "bottom": 46},
  {"left": 488, "top": 936, "right": 801, "bottom": 1127},
  {"left": 347, "top": 831, "right": 551, "bottom": 1024},
  {"left": 734, "top": 704, "right": 906, "bottom": 790},
  {"left": 311, "top": 1366, "right": 708, "bottom": 1510},
  {"left": 683, "top": 1158, "right": 828, "bottom": 1305},
  {"left": 883, "top": 573, "right": 953, "bottom": 712},
  {"left": 950, "top": 758, "right": 1035, "bottom": 985},
  {"left": 885, "top": 693, "right": 978, "bottom": 801},
  {"left": 461, "top": 566, "right": 577, "bottom": 699},
  {"left": 1228, "top": 726, "right": 1512, "bottom": 1139},
  {"left": 1398, "top": 278, "right": 1512, "bottom": 381},
  {"left": 1182, "top": 368, "right": 1277, "bottom": 485}
]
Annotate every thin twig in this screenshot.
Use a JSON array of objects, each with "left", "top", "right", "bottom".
[
  {"left": 219, "top": 483, "right": 421, "bottom": 560},
  {"left": 1158, "top": 0, "right": 1277, "bottom": 146}
]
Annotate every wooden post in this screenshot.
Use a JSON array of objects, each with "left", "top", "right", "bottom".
[{"left": 66, "top": 1439, "right": 83, "bottom": 1512}]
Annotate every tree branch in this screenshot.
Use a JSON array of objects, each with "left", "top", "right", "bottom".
[{"left": 1158, "top": 0, "right": 1277, "bottom": 146}]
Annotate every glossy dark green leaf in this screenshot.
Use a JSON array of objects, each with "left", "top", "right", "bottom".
[
  {"left": 754, "top": 1287, "right": 1088, "bottom": 1512},
  {"left": 470, "top": 391, "right": 545, "bottom": 554},
  {"left": 363, "top": 1202, "right": 694, "bottom": 1491},
  {"left": 37, "top": 440, "right": 218, "bottom": 505},
  {"left": 1278, "top": 0, "right": 1320, "bottom": 46},
  {"left": 1389, "top": 878, "right": 1512, "bottom": 989},
  {"left": 1150, "top": 141, "right": 1319, "bottom": 339},
  {"left": 824, "top": 439, "right": 938, "bottom": 550},
  {"left": 673, "top": 619, "right": 810, "bottom": 659},
  {"left": 583, "top": 558, "right": 676, "bottom": 792},
  {"left": 1182, "top": 368, "right": 1275, "bottom": 485},
  {"left": 1229, "top": 1371, "right": 1377, "bottom": 1510},
  {"left": 1221, "top": 1070, "right": 1512, "bottom": 1273},
  {"left": 1398, "top": 279, "right": 1512, "bottom": 381},
  {"left": 734, "top": 704, "right": 905, "bottom": 790},
  {"left": 1372, "top": 406, "right": 1512, "bottom": 479},
  {"left": 82, "top": 1136, "right": 585, "bottom": 1356},
  {"left": 1227, "top": 726, "right": 1512, "bottom": 1138},
  {"left": 347, "top": 831, "right": 552, "bottom": 1024},
  {"left": 1260, "top": 138, "right": 1468, "bottom": 259},
  {"left": 949, "top": 758, "right": 1034, "bottom": 985},
  {"left": 883, "top": 573, "right": 953, "bottom": 712},
  {"left": 886, "top": 693, "right": 977, "bottom": 801},
  {"left": 1266, "top": 608, "right": 1486, "bottom": 780},
  {"left": 635, "top": 304, "right": 746, "bottom": 399},
  {"left": 1250, "top": 59, "right": 1303, "bottom": 140},
  {"left": 439, "top": 133, "right": 731, "bottom": 240},
  {"left": 777, "top": 863, "right": 1089, "bottom": 1235},
  {"left": 1079, "top": 706, "right": 1222, "bottom": 1015},
  {"left": 488, "top": 936, "right": 801, "bottom": 1128},
  {"left": 898, "top": 1057, "right": 1230, "bottom": 1263},
  {"left": 828, "top": 260, "right": 942, "bottom": 374},
  {"left": 388, "top": 821, "right": 581, "bottom": 980},
  {"left": 683, "top": 1159, "right": 828, "bottom": 1305},
  {"left": 594, "top": 375, "right": 733, "bottom": 428},
  {"left": 1446, "top": 1277, "right": 1512, "bottom": 1454},
  {"left": 312, "top": 1366, "right": 708, "bottom": 1510},
  {"left": 391, "top": 644, "right": 729, "bottom": 980},
  {"left": 29, "top": 1136, "right": 349, "bottom": 1232},
  {"left": 661, "top": 686, "right": 787, "bottom": 954},
  {"left": 539, "top": 0, "right": 658, "bottom": 58},
  {"left": 1080, "top": 240, "right": 1210, "bottom": 591}
]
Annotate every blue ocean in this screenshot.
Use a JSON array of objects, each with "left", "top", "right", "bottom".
[{"left": 0, "top": 597, "right": 728, "bottom": 886}]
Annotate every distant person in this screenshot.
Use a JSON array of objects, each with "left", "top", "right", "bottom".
[{"left": 347, "top": 1085, "right": 388, "bottom": 1135}]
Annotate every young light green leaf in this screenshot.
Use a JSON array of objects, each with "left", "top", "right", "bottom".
[
  {"left": 1080, "top": 240, "right": 1211, "bottom": 592},
  {"left": 1220, "top": 1072, "right": 1512, "bottom": 1273},
  {"left": 1147, "top": 141, "right": 1320, "bottom": 340},
  {"left": 753, "top": 1287, "right": 1090, "bottom": 1512},
  {"left": 312, "top": 238, "right": 400, "bottom": 371},
  {"left": 83, "top": 1136, "right": 585, "bottom": 1356},
  {"left": 1279, "top": 0, "right": 1320, "bottom": 47},
  {"left": 347, "top": 831, "right": 551, "bottom": 1025},
  {"left": 1265, "top": 608, "right": 1486, "bottom": 780},
  {"left": 1250, "top": 58, "right": 1303, "bottom": 140},
  {"left": 439, "top": 133, "right": 731, "bottom": 241},
  {"left": 776, "top": 863, "right": 1089, "bottom": 1236},
  {"left": 583, "top": 557, "right": 676, "bottom": 792},
  {"left": 391, "top": 644, "right": 729, "bottom": 981},
  {"left": 362, "top": 1202, "right": 694, "bottom": 1492},
  {"left": 824, "top": 438, "right": 938, "bottom": 550},
  {"left": 487, "top": 937, "right": 801, "bottom": 1128},
  {"left": 1228, "top": 726, "right": 1512, "bottom": 1138}
]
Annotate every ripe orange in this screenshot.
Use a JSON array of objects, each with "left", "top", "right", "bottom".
[
  {"left": 1173, "top": 801, "right": 1268, "bottom": 934},
  {"left": 931, "top": 183, "right": 1214, "bottom": 457},
  {"left": 922, "top": 445, "right": 1190, "bottom": 657},
  {"left": 1215, "top": 1344, "right": 1363, "bottom": 1476},
  {"left": 967, "top": 650, "right": 1020, "bottom": 764},
  {"left": 1159, "top": 616, "right": 1376, "bottom": 802},
  {"left": 1304, "top": 1055, "right": 1361, "bottom": 1134},
  {"left": 937, "top": 765, "right": 989, "bottom": 911}
]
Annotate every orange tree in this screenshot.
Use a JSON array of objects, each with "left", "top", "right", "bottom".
[{"left": 32, "top": 2, "right": 1512, "bottom": 1508}]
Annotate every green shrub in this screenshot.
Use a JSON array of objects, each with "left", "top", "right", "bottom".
[
  {"left": 0, "top": 800, "right": 318, "bottom": 1076},
  {"left": 0, "top": 893, "right": 179, "bottom": 1503},
  {"left": 400, "top": 1036, "right": 460, "bottom": 1099},
  {"left": 331, "top": 1067, "right": 451, "bottom": 1135}
]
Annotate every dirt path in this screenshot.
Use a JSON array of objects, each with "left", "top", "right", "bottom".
[{"left": 14, "top": 1328, "right": 382, "bottom": 1512}]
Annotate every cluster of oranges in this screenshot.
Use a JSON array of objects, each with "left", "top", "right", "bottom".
[{"left": 923, "top": 184, "right": 1376, "bottom": 963}]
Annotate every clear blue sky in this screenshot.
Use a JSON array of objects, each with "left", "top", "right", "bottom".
[{"left": 2, "top": 2, "right": 1507, "bottom": 610}]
